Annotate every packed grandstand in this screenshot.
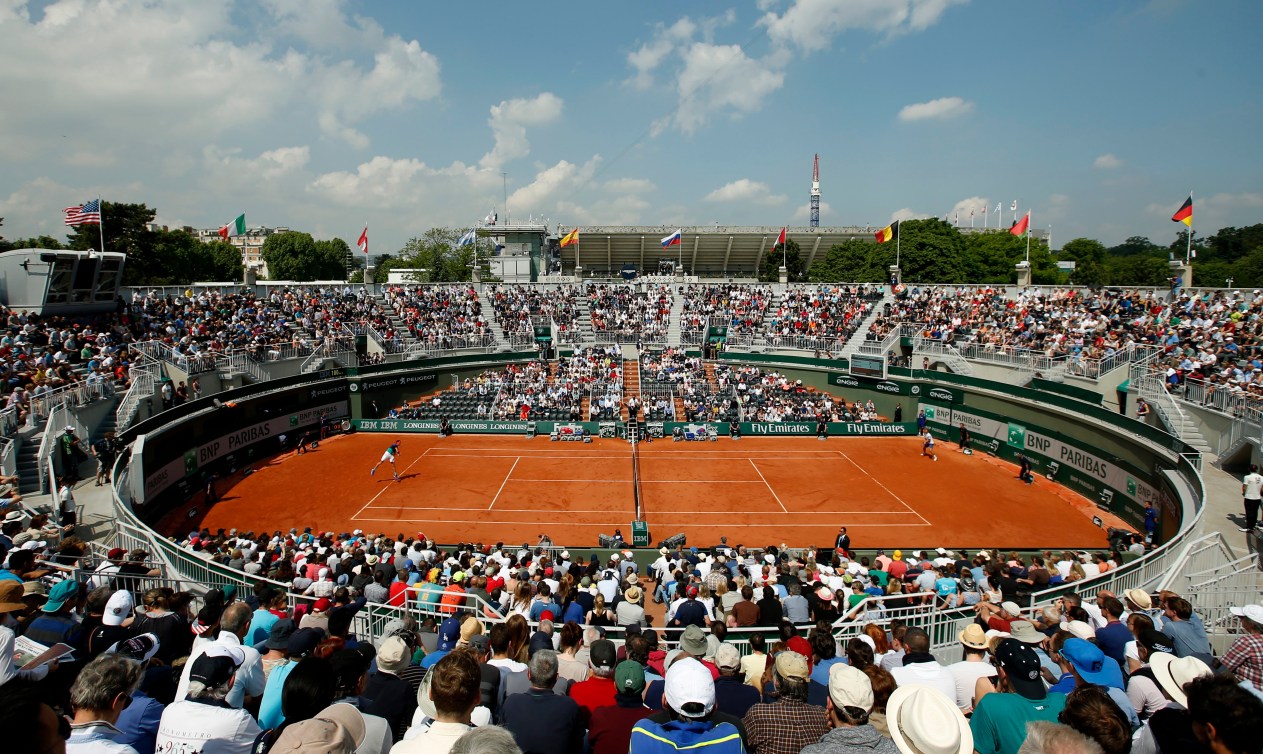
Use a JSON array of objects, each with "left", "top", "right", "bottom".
[{"left": 1, "top": 279, "right": 1262, "bottom": 754}]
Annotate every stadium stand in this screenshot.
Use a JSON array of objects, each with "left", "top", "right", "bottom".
[{"left": 9, "top": 277, "right": 1263, "bottom": 754}]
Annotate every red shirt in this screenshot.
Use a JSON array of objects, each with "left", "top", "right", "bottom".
[
  {"left": 388, "top": 581, "right": 410, "bottom": 607},
  {"left": 568, "top": 675, "right": 617, "bottom": 727},
  {"left": 588, "top": 700, "right": 654, "bottom": 754}
]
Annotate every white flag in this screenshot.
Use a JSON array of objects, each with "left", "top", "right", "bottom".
[
  {"left": 1010, "top": 200, "right": 1018, "bottom": 211},
  {"left": 995, "top": 202, "right": 1002, "bottom": 214}
]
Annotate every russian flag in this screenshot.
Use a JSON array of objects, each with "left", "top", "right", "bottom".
[{"left": 661, "top": 229, "right": 682, "bottom": 248}]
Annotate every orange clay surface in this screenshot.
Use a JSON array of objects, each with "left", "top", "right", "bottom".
[{"left": 158, "top": 433, "right": 1120, "bottom": 549}]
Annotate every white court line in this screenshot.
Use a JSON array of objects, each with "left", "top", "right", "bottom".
[
  {"left": 363, "top": 507, "right": 922, "bottom": 514},
  {"left": 833, "top": 449, "right": 932, "bottom": 526},
  {"left": 748, "top": 459, "right": 788, "bottom": 513},
  {"left": 351, "top": 517, "right": 931, "bottom": 527},
  {"left": 352, "top": 447, "right": 432, "bottom": 519},
  {"left": 487, "top": 457, "right": 521, "bottom": 511},
  {"left": 504, "top": 479, "right": 760, "bottom": 484}
]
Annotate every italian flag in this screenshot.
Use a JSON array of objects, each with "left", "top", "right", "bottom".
[{"left": 219, "top": 214, "right": 246, "bottom": 240}]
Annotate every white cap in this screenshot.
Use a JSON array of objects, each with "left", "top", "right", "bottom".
[{"left": 102, "top": 590, "right": 134, "bottom": 627}]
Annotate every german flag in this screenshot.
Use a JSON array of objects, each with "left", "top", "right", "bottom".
[
  {"left": 1171, "top": 196, "right": 1193, "bottom": 226},
  {"left": 559, "top": 228, "right": 579, "bottom": 247},
  {"left": 874, "top": 221, "right": 898, "bottom": 244}
]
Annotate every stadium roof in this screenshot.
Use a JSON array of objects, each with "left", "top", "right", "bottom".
[{"left": 550, "top": 225, "right": 1044, "bottom": 278}]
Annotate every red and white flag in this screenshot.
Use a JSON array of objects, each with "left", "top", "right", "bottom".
[
  {"left": 773, "top": 227, "right": 786, "bottom": 249},
  {"left": 1010, "top": 211, "right": 1031, "bottom": 237},
  {"left": 357, "top": 225, "right": 368, "bottom": 254}
]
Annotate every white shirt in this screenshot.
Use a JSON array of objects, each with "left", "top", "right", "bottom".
[
  {"left": 1244, "top": 472, "right": 1263, "bottom": 499},
  {"left": 890, "top": 659, "right": 959, "bottom": 704},
  {"left": 174, "top": 632, "right": 265, "bottom": 709},
  {"left": 947, "top": 659, "right": 997, "bottom": 713},
  {"left": 391, "top": 720, "right": 473, "bottom": 754},
  {"left": 155, "top": 699, "right": 261, "bottom": 754}
]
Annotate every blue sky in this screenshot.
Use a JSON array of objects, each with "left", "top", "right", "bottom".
[{"left": 2, "top": 0, "right": 1260, "bottom": 257}]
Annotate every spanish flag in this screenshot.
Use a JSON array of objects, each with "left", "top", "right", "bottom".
[
  {"left": 1171, "top": 196, "right": 1193, "bottom": 227},
  {"left": 874, "top": 221, "right": 898, "bottom": 244},
  {"left": 559, "top": 228, "right": 579, "bottom": 247}
]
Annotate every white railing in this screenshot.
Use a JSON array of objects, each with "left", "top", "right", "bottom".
[
  {"left": 116, "top": 365, "right": 160, "bottom": 432},
  {"left": 759, "top": 334, "right": 847, "bottom": 353},
  {"left": 913, "top": 336, "right": 976, "bottom": 376},
  {"left": 1131, "top": 372, "right": 1192, "bottom": 438},
  {"left": 0, "top": 437, "right": 15, "bottom": 479},
  {"left": 856, "top": 324, "right": 904, "bottom": 356}
]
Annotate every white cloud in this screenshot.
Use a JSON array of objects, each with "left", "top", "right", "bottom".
[
  {"left": 627, "top": 17, "right": 697, "bottom": 90},
  {"left": 507, "top": 157, "right": 603, "bottom": 215},
  {"left": 627, "top": 14, "right": 785, "bottom": 135},
  {"left": 761, "top": 0, "right": 967, "bottom": 52},
  {"left": 891, "top": 207, "right": 933, "bottom": 222},
  {"left": 704, "top": 179, "right": 787, "bottom": 205},
  {"left": 204, "top": 146, "right": 311, "bottom": 180},
  {"left": 670, "top": 42, "right": 785, "bottom": 133},
  {"left": 947, "top": 196, "right": 991, "bottom": 224},
  {"left": 1094, "top": 153, "right": 1123, "bottom": 169},
  {"left": 479, "top": 93, "right": 565, "bottom": 170},
  {"left": 0, "top": 0, "right": 441, "bottom": 161},
  {"left": 898, "top": 96, "right": 974, "bottom": 122}
]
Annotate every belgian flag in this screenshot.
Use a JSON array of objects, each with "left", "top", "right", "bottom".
[
  {"left": 874, "top": 221, "right": 898, "bottom": 244},
  {"left": 1171, "top": 196, "right": 1193, "bottom": 227}
]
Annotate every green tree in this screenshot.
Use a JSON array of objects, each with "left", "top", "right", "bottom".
[
  {"left": 1107, "top": 236, "right": 1162, "bottom": 257},
  {"left": 961, "top": 230, "right": 1028, "bottom": 283},
  {"left": 395, "top": 228, "right": 480, "bottom": 282},
  {"left": 758, "top": 238, "right": 806, "bottom": 282},
  {"left": 808, "top": 239, "right": 886, "bottom": 283},
  {"left": 1105, "top": 255, "right": 1169, "bottom": 286},
  {"left": 0, "top": 234, "right": 65, "bottom": 252},
  {"left": 261, "top": 231, "right": 345, "bottom": 281},
  {"left": 315, "top": 238, "right": 354, "bottom": 279},
  {"left": 1204, "top": 225, "right": 1263, "bottom": 264},
  {"left": 1060, "top": 238, "right": 1107, "bottom": 265},
  {"left": 897, "top": 219, "right": 967, "bottom": 283}
]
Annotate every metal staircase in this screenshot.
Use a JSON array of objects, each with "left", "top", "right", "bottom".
[
  {"left": 666, "top": 293, "right": 685, "bottom": 348},
  {"left": 1130, "top": 372, "right": 1213, "bottom": 454},
  {"left": 912, "top": 334, "right": 975, "bottom": 376},
  {"left": 838, "top": 291, "right": 895, "bottom": 360}
]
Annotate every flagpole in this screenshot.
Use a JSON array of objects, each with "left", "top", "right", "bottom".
[
  {"left": 895, "top": 223, "right": 901, "bottom": 269},
  {"left": 97, "top": 195, "right": 105, "bottom": 255},
  {"left": 1185, "top": 189, "right": 1193, "bottom": 265},
  {"left": 1026, "top": 210, "right": 1032, "bottom": 264}
]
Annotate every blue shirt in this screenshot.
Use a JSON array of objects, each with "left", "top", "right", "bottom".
[
  {"left": 630, "top": 718, "right": 744, "bottom": 754},
  {"left": 257, "top": 660, "right": 297, "bottom": 729},
  {"left": 246, "top": 609, "right": 279, "bottom": 647},
  {"left": 114, "top": 689, "right": 164, "bottom": 754},
  {"left": 808, "top": 656, "right": 847, "bottom": 707}
]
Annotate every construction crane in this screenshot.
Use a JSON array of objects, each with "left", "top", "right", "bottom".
[{"left": 810, "top": 154, "right": 820, "bottom": 228}]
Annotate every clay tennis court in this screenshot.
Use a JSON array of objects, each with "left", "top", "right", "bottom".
[{"left": 164, "top": 433, "right": 1116, "bottom": 549}]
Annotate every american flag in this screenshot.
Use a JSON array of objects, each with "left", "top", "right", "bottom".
[{"left": 64, "top": 199, "right": 101, "bottom": 226}]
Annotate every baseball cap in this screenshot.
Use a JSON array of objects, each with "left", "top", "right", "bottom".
[
  {"left": 664, "top": 657, "right": 715, "bottom": 718},
  {"left": 109, "top": 633, "right": 160, "bottom": 663},
  {"left": 1137, "top": 629, "right": 1175, "bottom": 656},
  {"left": 589, "top": 639, "right": 617, "bottom": 670},
  {"left": 1230, "top": 604, "right": 1263, "bottom": 624},
  {"left": 714, "top": 643, "right": 741, "bottom": 670},
  {"left": 106, "top": 547, "right": 126, "bottom": 560},
  {"left": 190, "top": 643, "right": 245, "bottom": 688},
  {"left": 828, "top": 663, "right": 875, "bottom": 712},
  {"left": 1065, "top": 620, "right": 1096, "bottom": 640},
  {"left": 615, "top": 660, "right": 646, "bottom": 694},
  {"left": 312, "top": 598, "right": 332, "bottom": 612},
  {"left": 42, "top": 579, "right": 79, "bottom": 613},
  {"left": 994, "top": 639, "right": 1046, "bottom": 699},
  {"left": 102, "top": 590, "right": 133, "bottom": 627},
  {"left": 1060, "top": 638, "right": 1124, "bottom": 689},
  {"left": 437, "top": 617, "right": 462, "bottom": 651},
  {"left": 1000, "top": 601, "right": 1021, "bottom": 616},
  {"left": 774, "top": 650, "right": 810, "bottom": 680},
  {"left": 679, "top": 625, "right": 708, "bottom": 656},
  {"left": 271, "top": 703, "right": 367, "bottom": 754},
  {"left": 288, "top": 628, "right": 325, "bottom": 658}
]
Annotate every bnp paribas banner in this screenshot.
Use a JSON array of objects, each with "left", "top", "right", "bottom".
[{"left": 919, "top": 403, "right": 1163, "bottom": 521}]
